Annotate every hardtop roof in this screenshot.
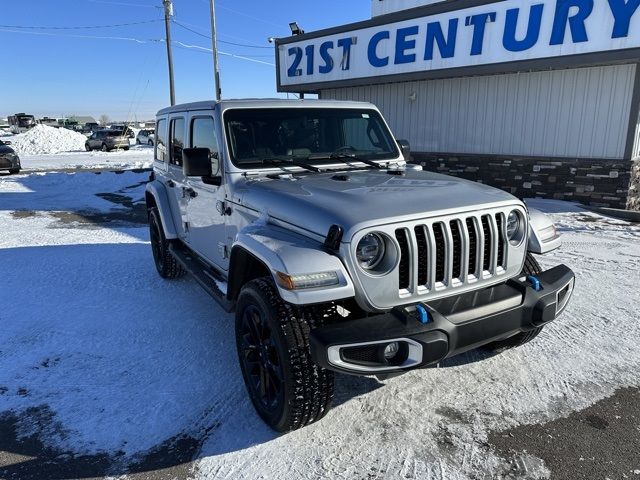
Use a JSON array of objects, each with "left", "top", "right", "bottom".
[{"left": 156, "top": 98, "right": 376, "bottom": 116}]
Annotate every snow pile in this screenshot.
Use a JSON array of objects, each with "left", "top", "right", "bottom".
[{"left": 11, "top": 125, "right": 87, "bottom": 155}]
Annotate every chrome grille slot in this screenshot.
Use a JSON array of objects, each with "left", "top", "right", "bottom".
[
  {"left": 395, "top": 229, "right": 411, "bottom": 291},
  {"left": 432, "top": 223, "right": 446, "bottom": 284},
  {"left": 414, "top": 226, "right": 428, "bottom": 287},
  {"left": 495, "top": 213, "right": 506, "bottom": 268},
  {"left": 466, "top": 218, "right": 478, "bottom": 276},
  {"left": 481, "top": 215, "right": 492, "bottom": 272},
  {"left": 450, "top": 220, "right": 463, "bottom": 281}
]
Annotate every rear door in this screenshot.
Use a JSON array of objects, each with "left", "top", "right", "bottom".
[
  {"left": 166, "top": 115, "right": 189, "bottom": 239},
  {"left": 184, "top": 113, "right": 229, "bottom": 270}
]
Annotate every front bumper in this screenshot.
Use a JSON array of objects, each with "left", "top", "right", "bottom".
[
  {"left": 310, "top": 265, "right": 575, "bottom": 375},
  {"left": 0, "top": 155, "right": 20, "bottom": 170}
]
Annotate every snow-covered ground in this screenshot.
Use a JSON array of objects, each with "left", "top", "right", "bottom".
[
  {"left": 2, "top": 127, "right": 153, "bottom": 171},
  {"left": 0, "top": 171, "right": 638, "bottom": 479},
  {"left": 18, "top": 147, "right": 153, "bottom": 172}
]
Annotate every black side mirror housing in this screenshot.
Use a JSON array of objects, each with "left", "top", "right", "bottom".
[
  {"left": 183, "top": 148, "right": 213, "bottom": 177},
  {"left": 397, "top": 139, "right": 411, "bottom": 160}
]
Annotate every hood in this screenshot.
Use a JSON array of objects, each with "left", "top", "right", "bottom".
[
  {"left": 0, "top": 145, "right": 15, "bottom": 155},
  {"left": 237, "top": 169, "right": 522, "bottom": 240}
]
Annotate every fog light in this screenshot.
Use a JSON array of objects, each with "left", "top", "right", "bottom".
[{"left": 383, "top": 342, "right": 400, "bottom": 360}]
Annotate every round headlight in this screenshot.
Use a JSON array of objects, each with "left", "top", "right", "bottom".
[
  {"left": 356, "top": 233, "right": 385, "bottom": 270},
  {"left": 506, "top": 210, "right": 525, "bottom": 245}
]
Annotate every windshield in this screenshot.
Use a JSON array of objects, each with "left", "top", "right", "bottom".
[
  {"left": 18, "top": 116, "right": 35, "bottom": 126},
  {"left": 224, "top": 108, "right": 399, "bottom": 169}
]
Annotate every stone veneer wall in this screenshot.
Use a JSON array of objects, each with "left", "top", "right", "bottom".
[
  {"left": 627, "top": 160, "right": 640, "bottom": 211},
  {"left": 412, "top": 153, "right": 639, "bottom": 211}
]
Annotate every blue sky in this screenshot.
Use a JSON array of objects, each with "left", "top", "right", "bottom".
[{"left": 0, "top": 0, "right": 369, "bottom": 121}]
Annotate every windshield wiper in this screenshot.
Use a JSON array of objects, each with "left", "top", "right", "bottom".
[
  {"left": 261, "top": 157, "right": 322, "bottom": 173},
  {"left": 309, "top": 152, "right": 384, "bottom": 170}
]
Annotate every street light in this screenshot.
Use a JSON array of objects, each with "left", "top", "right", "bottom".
[{"left": 289, "top": 22, "right": 304, "bottom": 35}]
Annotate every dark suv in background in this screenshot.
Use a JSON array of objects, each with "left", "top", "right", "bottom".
[
  {"left": 0, "top": 139, "right": 21, "bottom": 174},
  {"left": 85, "top": 130, "right": 130, "bottom": 152}
]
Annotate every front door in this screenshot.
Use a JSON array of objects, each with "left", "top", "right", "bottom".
[{"left": 184, "top": 114, "right": 229, "bottom": 270}]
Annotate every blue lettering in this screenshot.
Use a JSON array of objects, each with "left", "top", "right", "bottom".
[
  {"left": 424, "top": 19, "right": 459, "bottom": 61},
  {"left": 287, "top": 47, "right": 303, "bottom": 77},
  {"left": 466, "top": 12, "right": 497, "bottom": 56},
  {"left": 319, "top": 41, "right": 334, "bottom": 74},
  {"left": 608, "top": 0, "right": 640, "bottom": 38},
  {"left": 337, "top": 37, "right": 355, "bottom": 70},
  {"left": 550, "top": 0, "right": 593, "bottom": 45},
  {"left": 503, "top": 4, "right": 545, "bottom": 52},
  {"left": 368, "top": 31, "right": 390, "bottom": 67},
  {"left": 305, "top": 45, "right": 314, "bottom": 75},
  {"left": 395, "top": 26, "right": 419, "bottom": 64}
]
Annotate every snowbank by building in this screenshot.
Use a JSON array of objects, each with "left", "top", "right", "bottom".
[{"left": 11, "top": 125, "right": 87, "bottom": 155}]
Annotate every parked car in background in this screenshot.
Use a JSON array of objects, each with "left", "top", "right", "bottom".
[
  {"left": 110, "top": 124, "right": 135, "bottom": 139},
  {"left": 0, "top": 139, "right": 21, "bottom": 174},
  {"left": 8, "top": 113, "right": 36, "bottom": 134},
  {"left": 82, "top": 122, "right": 100, "bottom": 135},
  {"left": 136, "top": 129, "right": 155, "bottom": 146},
  {"left": 85, "top": 130, "right": 130, "bottom": 152}
]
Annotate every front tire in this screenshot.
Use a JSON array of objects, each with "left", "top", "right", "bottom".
[
  {"left": 85, "top": 144, "right": 92, "bottom": 152},
  {"left": 101, "top": 143, "right": 109, "bottom": 152},
  {"left": 8, "top": 168, "right": 20, "bottom": 175},
  {"left": 235, "top": 278, "right": 334, "bottom": 432},
  {"left": 148, "top": 207, "right": 185, "bottom": 279},
  {"left": 483, "top": 253, "right": 544, "bottom": 352}
]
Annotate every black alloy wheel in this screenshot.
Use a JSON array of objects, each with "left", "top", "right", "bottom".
[{"left": 238, "top": 304, "right": 284, "bottom": 412}]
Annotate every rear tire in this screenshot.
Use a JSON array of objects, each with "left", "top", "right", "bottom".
[
  {"left": 148, "top": 207, "right": 185, "bottom": 280},
  {"left": 483, "top": 252, "right": 544, "bottom": 352},
  {"left": 148, "top": 140, "right": 154, "bottom": 146},
  {"left": 85, "top": 144, "right": 92, "bottom": 152},
  {"left": 236, "top": 278, "right": 334, "bottom": 432},
  {"left": 101, "top": 143, "right": 109, "bottom": 152},
  {"left": 8, "top": 168, "right": 20, "bottom": 175}
]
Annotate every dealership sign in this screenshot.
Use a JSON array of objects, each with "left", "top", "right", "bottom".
[{"left": 277, "top": 0, "right": 640, "bottom": 90}]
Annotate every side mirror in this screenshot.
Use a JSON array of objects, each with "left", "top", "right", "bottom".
[
  {"left": 397, "top": 139, "right": 411, "bottom": 160},
  {"left": 3, "top": 141, "right": 12, "bottom": 146},
  {"left": 183, "top": 148, "right": 212, "bottom": 177}
]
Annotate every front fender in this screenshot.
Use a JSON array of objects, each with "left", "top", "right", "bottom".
[
  {"left": 234, "top": 223, "right": 355, "bottom": 305},
  {"left": 145, "top": 180, "right": 179, "bottom": 240},
  {"left": 528, "top": 208, "right": 561, "bottom": 254}
]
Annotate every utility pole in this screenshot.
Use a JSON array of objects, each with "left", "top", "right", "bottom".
[
  {"left": 163, "top": 0, "right": 176, "bottom": 106},
  {"left": 209, "top": 0, "right": 222, "bottom": 100}
]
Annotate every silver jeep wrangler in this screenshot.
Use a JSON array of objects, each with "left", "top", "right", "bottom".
[{"left": 145, "top": 99, "right": 575, "bottom": 431}]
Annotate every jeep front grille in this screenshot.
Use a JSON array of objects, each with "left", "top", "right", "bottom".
[{"left": 395, "top": 212, "right": 510, "bottom": 296}]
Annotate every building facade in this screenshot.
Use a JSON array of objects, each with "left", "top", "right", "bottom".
[{"left": 276, "top": 0, "right": 640, "bottom": 210}]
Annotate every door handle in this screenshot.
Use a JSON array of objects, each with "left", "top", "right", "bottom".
[{"left": 183, "top": 187, "right": 197, "bottom": 198}]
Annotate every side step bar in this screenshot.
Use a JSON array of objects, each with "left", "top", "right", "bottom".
[{"left": 168, "top": 242, "right": 235, "bottom": 313}]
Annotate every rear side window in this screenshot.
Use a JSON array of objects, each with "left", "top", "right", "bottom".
[
  {"left": 170, "top": 118, "right": 185, "bottom": 167},
  {"left": 191, "top": 117, "right": 219, "bottom": 157},
  {"left": 155, "top": 119, "right": 168, "bottom": 162}
]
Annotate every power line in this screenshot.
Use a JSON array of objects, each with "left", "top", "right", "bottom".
[
  {"left": 172, "top": 20, "right": 271, "bottom": 49},
  {"left": 0, "top": 28, "right": 274, "bottom": 66},
  {"left": 0, "top": 19, "right": 163, "bottom": 30}
]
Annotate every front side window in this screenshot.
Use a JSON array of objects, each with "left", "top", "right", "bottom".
[
  {"left": 191, "top": 117, "right": 219, "bottom": 154},
  {"left": 155, "top": 119, "right": 168, "bottom": 162},
  {"left": 170, "top": 118, "right": 185, "bottom": 167},
  {"left": 224, "top": 108, "right": 399, "bottom": 169}
]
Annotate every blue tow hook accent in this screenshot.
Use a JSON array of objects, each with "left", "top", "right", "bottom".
[
  {"left": 416, "top": 304, "right": 432, "bottom": 324},
  {"left": 527, "top": 275, "right": 542, "bottom": 292}
]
